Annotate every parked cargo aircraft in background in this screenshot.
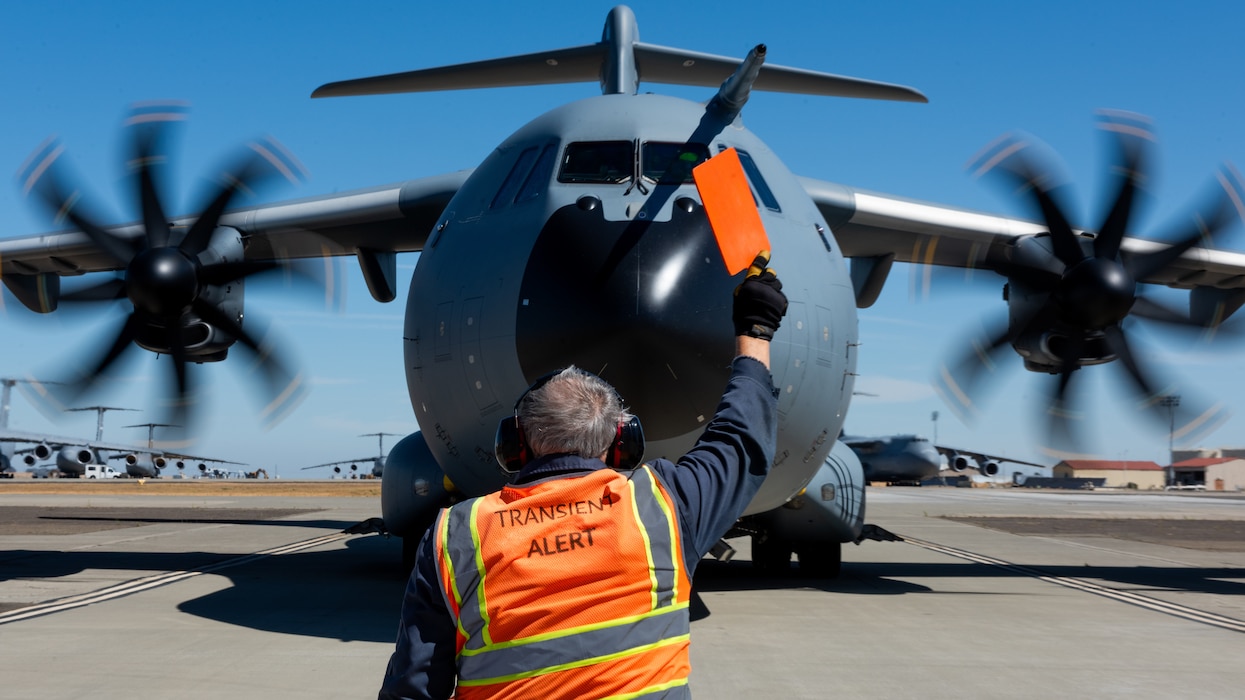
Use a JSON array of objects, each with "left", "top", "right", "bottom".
[
  {"left": 301, "top": 432, "right": 398, "bottom": 479},
  {"left": 843, "top": 432, "right": 1047, "bottom": 484},
  {"left": 3, "top": 6, "right": 1244, "bottom": 574},
  {"left": 110, "top": 422, "right": 246, "bottom": 478},
  {"left": 0, "top": 380, "right": 151, "bottom": 477},
  {"left": 0, "top": 379, "right": 243, "bottom": 478}
]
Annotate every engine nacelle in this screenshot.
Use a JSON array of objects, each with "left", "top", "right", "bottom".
[
  {"left": 750, "top": 440, "right": 867, "bottom": 544},
  {"left": 1002, "top": 236, "right": 1118, "bottom": 374},
  {"left": 133, "top": 306, "right": 243, "bottom": 363},
  {"left": 948, "top": 452, "right": 971, "bottom": 471},
  {"left": 56, "top": 446, "right": 94, "bottom": 476},
  {"left": 979, "top": 459, "right": 1000, "bottom": 477},
  {"left": 121, "top": 453, "right": 166, "bottom": 477},
  {"left": 382, "top": 431, "right": 457, "bottom": 538},
  {"left": 22, "top": 454, "right": 38, "bottom": 467},
  {"left": 32, "top": 443, "right": 52, "bottom": 460}
]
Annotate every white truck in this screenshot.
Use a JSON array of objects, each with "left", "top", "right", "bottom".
[{"left": 83, "top": 464, "right": 123, "bottom": 479}]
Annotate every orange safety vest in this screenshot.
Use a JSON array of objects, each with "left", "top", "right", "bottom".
[{"left": 433, "top": 464, "right": 692, "bottom": 699}]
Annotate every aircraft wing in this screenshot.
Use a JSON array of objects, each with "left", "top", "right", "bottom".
[
  {"left": 108, "top": 451, "right": 246, "bottom": 466},
  {"left": 0, "top": 429, "right": 145, "bottom": 454},
  {"left": 0, "top": 171, "right": 471, "bottom": 311},
  {"left": 302, "top": 457, "right": 375, "bottom": 471},
  {"left": 932, "top": 445, "right": 1047, "bottom": 470},
  {"left": 799, "top": 177, "right": 1245, "bottom": 307}
]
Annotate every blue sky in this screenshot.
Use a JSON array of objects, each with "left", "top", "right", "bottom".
[{"left": 2, "top": 1, "right": 1243, "bottom": 474}]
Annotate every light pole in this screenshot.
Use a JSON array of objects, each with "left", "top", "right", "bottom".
[
  {"left": 1159, "top": 395, "right": 1181, "bottom": 486},
  {"left": 931, "top": 410, "right": 939, "bottom": 444}
]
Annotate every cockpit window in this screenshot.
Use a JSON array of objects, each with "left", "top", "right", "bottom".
[
  {"left": 515, "top": 143, "right": 558, "bottom": 203},
  {"left": 558, "top": 141, "right": 633, "bottom": 184},
  {"left": 642, "top": 142, "right": 710, "bottom": 183},
  {"left": 733, "top": 148, "right": 781, "bottom": 212},
  {"left": 491, "top": 146, "right": 540, "bottom": 209}
]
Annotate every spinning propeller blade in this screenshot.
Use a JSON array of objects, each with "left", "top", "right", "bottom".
[{"left": 16, "top": 102, "right": 322, "bottom": 438}]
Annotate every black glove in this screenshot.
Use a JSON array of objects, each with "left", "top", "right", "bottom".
[{"left": 733, "top": 252, "right": 788, "bottom": 341}]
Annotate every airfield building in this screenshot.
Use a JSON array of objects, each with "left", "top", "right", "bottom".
[
  {"left": 1169, "top": 457, "right": 1245, "bottom": 491},
  {"left": 1052, "top": 460, "right": 1165, "bottom": 489}
]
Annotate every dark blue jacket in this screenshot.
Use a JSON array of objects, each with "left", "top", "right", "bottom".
[{"left": 379, "top": 356, "right": 778, "bottom": 699}]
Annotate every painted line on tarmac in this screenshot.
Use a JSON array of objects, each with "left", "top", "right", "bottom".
[
  {"left": 903, "top": 535, "right": 1245, "bottom": 634},
  {"left": 0, "top": 532, "right": 351, "bottom": 625}
]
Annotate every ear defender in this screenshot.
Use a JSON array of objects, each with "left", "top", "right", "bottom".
[
  {"left": 494, "top": 369, "right": 646, "bottom": 473},
  {"left": 609, "top": 415, "right": 645, "bottom": 470},
  {"left": 494, "top": 415, "right": 529, "bottom": 474}
]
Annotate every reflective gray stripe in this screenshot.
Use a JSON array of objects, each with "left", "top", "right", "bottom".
[
  {"left": 442, "top": 498, "right": 489, "bottom": 646},
  {"left": 457, "top": 604, "right": 689, "bottom": 683},
  {"left": 620, "top": 685, "right": 691, "bottom": 700},
  {"left": 630, "top": 466, "right": 678, "bottom": 608},
  {"left": 444, "top": 467, "right": 688, "bottom": 680}
]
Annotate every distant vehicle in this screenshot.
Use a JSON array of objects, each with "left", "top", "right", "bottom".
[{"left": 83, "top": 464, "right": 123, "bottom": 479}]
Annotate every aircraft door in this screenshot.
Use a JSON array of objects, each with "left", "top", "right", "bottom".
[
  {"left": 774, "top": 300, "right": 808, "bottom": 418},
  {"left": 460, "top": 296, "right": 499, "bottom": 412}
]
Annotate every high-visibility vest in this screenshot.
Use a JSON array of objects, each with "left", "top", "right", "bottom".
[{"left": 434, "top": 464, "right": 692, "bottom": 699}]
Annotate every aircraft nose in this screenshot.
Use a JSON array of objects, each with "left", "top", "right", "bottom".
[{"left": 515, "top": 199, "right": 737, "bottom": 440}]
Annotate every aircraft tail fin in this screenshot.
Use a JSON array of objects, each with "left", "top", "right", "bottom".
[{"left": 312, "top": 6, "right": 926, "bottom": 104}]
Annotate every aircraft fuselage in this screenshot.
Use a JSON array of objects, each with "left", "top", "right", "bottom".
[{"left": 404, "top": 93, "right": 858, "bottom": 512}]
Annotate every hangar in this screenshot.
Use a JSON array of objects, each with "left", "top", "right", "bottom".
[
  {"left": 1170, "top": 457, "right": 1245, "bottom": 491},
  {"left": 1052, "top": 460, "right": 1165, "bottom": 489}
]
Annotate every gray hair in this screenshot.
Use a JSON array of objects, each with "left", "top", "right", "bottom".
[{"left": 518, "top": 367, "right": 631, "bottom": 459}]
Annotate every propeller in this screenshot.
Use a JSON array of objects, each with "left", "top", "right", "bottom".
[
  {"left": 17, "top": 101, "right": 324, "bottom": 441},
  {"left": 937, "top": 111, "right": 1243, "bottom": 456}
]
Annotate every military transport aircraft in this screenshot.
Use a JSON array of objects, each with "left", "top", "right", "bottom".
[
  {"left": 3, "top": 6, "right": 1245, "bottom": 575},
  {"left": 0, "top": 380, "right": 240, "bottom": 478},
  {"left": 301, "top": 432, "right": 398, "bottom": 479},
  {"left": 111, "top": 422, "right": 246, "bottom": 478},
  {"left": 0, "top": 380, "right": 154, "bottom": 477},
  {"left": 842, "top": 432, "right": 1047, "bottom": 484}
]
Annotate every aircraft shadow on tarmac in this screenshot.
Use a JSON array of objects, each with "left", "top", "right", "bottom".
[
  {"left": 25, "top": 507, "right": 353, "bottom": 532},
  {"left": 850, "top": 560, "right": 1245, "bottom": 597},
  {"left": 6, "top": 535, "right": 1243, "bottom": 642},
  {"left": 177, "top": 536, "right": 407, "bottom": 643},
  {"left": 688, "top": 554, "right": 1245, "bottom": 620},
  {"left": 37, "top": 514, "right": 359, "bottom": 529},
  {"left": 0, "top": 535, "right": 409, "bottom": 643}
]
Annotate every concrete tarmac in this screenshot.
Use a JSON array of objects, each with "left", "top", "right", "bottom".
[{"left": 1, "top": 486, "right": 1243, "bottom": 699}]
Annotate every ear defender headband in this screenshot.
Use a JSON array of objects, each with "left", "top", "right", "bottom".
[{"left": 494, "top": 369, "right": 645, "bottom": 473}]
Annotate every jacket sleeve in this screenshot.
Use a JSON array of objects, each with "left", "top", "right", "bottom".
[
  {"left": 378, "top": 525, "right": 458, "bottom": 700},
  {"left": 649, "top": 355, "right": 779, "bottom": 566}
]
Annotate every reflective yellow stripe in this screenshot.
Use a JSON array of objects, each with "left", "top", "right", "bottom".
[{"left": 455, "top": 634, "right": 691, "bottom": 688}]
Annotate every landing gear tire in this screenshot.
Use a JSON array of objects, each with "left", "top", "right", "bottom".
[
  {"left": 750, "top": 535, "right": 792, "bottom": 572},
  {"left": 795, "top": 541, "right": 842, "bottom": 578}
]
